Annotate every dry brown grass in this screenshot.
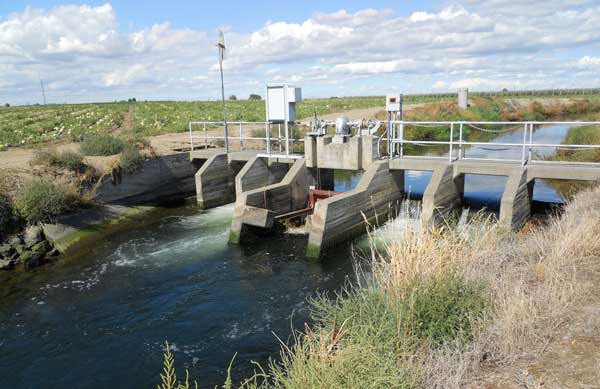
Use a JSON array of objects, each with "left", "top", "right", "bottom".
[{"left": 413, "top": 186, "right": 600, "bottom": 387}]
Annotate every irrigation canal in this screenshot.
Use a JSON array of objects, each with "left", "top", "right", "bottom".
[{"left": 0, "top": 123, "right": 585, "bottom": 388}]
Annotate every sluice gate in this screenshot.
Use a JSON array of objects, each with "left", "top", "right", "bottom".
[{"left": 188, "top": 118, "right": 600, "bottom": 258}]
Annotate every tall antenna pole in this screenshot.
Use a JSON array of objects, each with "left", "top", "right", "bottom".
[
  {"left": 217, "top": 30, "right": 228, "bottom": 153},
  {"left": 40, "top": 79, "right": 47, "bottom": 105}
]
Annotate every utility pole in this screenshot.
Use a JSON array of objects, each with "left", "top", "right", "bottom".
[
  {"left": 217, "top": 30, "right": 228, "bottom": 153},
  {"left": 40, "top": 79, "right": 47, "bottom": 105}
]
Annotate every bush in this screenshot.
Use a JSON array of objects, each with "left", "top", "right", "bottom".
[
  {"left": 0, "top": 193, "right": 18, "bottom": 235},
  {"left": 228, "top": 95, "right": 237, "bottom": 100},
  {"left": 31, "top": 150, "right": 84, "bottom": 171},
  {"left": 80, "top": 135, "right": 125, "bottom": 156},
  {"left": 119, "top": 146, "right": 145, "bottom": 174},
  {"left": 248, "top": 94, "right": 262, "bottom": 100},
  {"left": 14, "top": 179, "right": 77, "bottom": 224}
]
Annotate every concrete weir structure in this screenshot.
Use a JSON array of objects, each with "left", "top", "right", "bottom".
[
  {"left": 187, "top": 118, "right": 600, "bottom": 259},
  {"left": 305, "top": 161, "right": 404, "bottom": 257},
  {"left": 391, "top": 158, "right": 600, "bottom": 229}
]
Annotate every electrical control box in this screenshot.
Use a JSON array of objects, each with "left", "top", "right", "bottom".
[
  {"left": 386, "top": 94, "right": 401, "bottom": 112},
  {"left": 266, "top": 85, "right": 302, "bottom": 122}
]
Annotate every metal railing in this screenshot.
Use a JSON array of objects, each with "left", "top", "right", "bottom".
[
  {"left": 386, "top": 121, "right": 600, "bottom": 166},
  {"left": 188, "top": 121, "right": 304, "bottom": 158}
]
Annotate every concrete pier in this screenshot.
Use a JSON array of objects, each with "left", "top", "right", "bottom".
[
  {"left": 235, "top": 156, "right": 290, "bottom": 195},
  {"left": 421, "top": 163, "right": 464, "bottom": 225},
  {"left": 500, "top": 168, "right": 534, "bottom": 229},
  {"left": 305, "top": 161, "right": 404, "bottom": 257},
  {"left": 192, "top": 150, "right": 262, "bottom": 209},
  {"left": 229, "top": 158, "right": 314, "bottom": 244}
]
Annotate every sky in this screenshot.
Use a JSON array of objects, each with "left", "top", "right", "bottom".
[{"left": 0, "top": 0, "right": 599, "bottom": 105}]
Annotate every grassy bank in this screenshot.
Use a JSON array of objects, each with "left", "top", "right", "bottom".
[
  {"left": 552, "top": 123, "right": 600, "bottom": 163},
  {"left": 158, "top": 186, "right": 600, "bottom": 388}
]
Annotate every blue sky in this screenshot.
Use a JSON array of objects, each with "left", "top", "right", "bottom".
[
  {"left": 1, "top": 1, "right": 599, "bottom": 105},
  {"left": 0, "top": 1, "right": 440, "bottom": 32}
]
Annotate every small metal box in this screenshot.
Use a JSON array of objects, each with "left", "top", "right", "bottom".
[
  {"left": 266, "top": 85, "right": 302, "bottom": 122},
  {"left": 386, "top": 94, "right": 401, "bottom": 112}
]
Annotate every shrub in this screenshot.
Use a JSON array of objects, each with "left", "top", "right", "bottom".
[
  {"left": 14, "top": 179, "right": 77, "bottom": 224},
  {"left": 248, "top": 94, "right": 262, "bottom": 100},
  {"left": 80, "top": 135, "right": 125, "bottom": 156},
  {"left": 0, "top": 193, "right": 18, "bottom": 235},
  {"left": 119, "top": 146, "right": 145, "bottom": 174},
  {"left": 31, "top": 150, "right": 84, "bottom": 171}
]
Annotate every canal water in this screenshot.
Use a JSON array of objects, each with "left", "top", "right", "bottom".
[{"left": 0, "top": 124, "right": 583, "bottom": 388}]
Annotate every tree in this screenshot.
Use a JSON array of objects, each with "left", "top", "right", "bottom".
[
  {"left": 4, "top": 103, "right": 9, "bottom": 107},
  {"left": 228, "top": 95, "right": 237, "bottom": 100},
  {"left": 248, "top": 94, "right": 261, "bottom": 100},
  {"left": 128, "top": 97, "right": 137, "bottom": 102}
]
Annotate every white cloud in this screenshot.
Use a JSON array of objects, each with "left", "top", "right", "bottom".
[{"left": 1, "top": 1, "right": 600, "bottom": 104}]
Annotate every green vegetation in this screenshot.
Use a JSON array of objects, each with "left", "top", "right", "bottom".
[
  {"left": 31, "top": 149, "right": 85, "bottom": 171},
  {"left": 0, "top": 193, "right": 18, "bottom": 236},
  {"left": 552, "top": 124, "right": 600, "bottom": 162},
  {"left": 3, "top": 95, "right": 599, "bottom": 148},
  {"left": 119, "top": 146, "right": 145, "bottom": 174},
  {"left": 80, "top": 134, "right": 125, "bottom": 156},
  {"left": 14, "top": 179, "right": 78, "bottom": 224}
]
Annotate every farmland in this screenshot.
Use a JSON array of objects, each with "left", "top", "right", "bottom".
[
  {"left": 0, "top": 95, "right": 461, "bottom": 148},
  {"left": 2, "top": 92, "right": 600, "bottom": 148}
]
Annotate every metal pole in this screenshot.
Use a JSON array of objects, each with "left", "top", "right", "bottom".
[
  {"left": 204, "top": 122, "right": 207, "bottom": 149},
  {"left": 399, "top": 121, "right": 404, "bottom": 158},
  {"left": 528, "top": 123, "right": 534, "bottom": 163},
  {"left": 218, "top": 45, "right": 228, "bottom": 153},
  {"left": 278, "top": 124, "right": 282, "bottom": 153},
  {"left": 387, "top": 112, "right": 392, "bottom": 159},
  {"left": 449, "top": 123, "right": 454, "bottom": 162},
  {"left": 458, "top": 122, "right": 464, "bottom": 160},
  {"left": 521, "top": 123, "right": 528, "bottom": 166},
  {"left": 239, "top": 122, "right": 243, "bottom": 151},
  {"left": 284, "top": 84, "right": 290, "bottom": 157},
  {"left": 189, "top": 123, "right": 194, "bottom": 151},
  {"left": 40, "top": 79, "right": 47, "bottom": 105},
  {"left": 266, "top": 122, "right": 271, "bottom": 157}
]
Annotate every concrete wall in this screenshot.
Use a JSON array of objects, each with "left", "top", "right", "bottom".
[
  {"left": 422, "top": 164, "right": 464, "bottom": 225},
  {"left": 95, "top": 153, "right": 199, "bottom": 205},
  {"left": 307, "top": 135, "right": 377, "bottom": 170},
  {"left": 230, "top": 159, "right": 313, "bottom": 244},
  {"left": 235, "top": 156, "right": 290, "bottom": 196},
  {"left": 195, "top": 153, "right": 236, "bottom": 209},
  {"left": 500, "top": 168, "right": 534, "bottom": 229},
  {"left": 306, "top": 161, "right": 404, "bottom": 257}
]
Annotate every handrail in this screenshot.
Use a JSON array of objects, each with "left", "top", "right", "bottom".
[
  {"left": 188, "top": 120, "right": 304, "bottom": 158},
  {"left": 388, "top": 121, "right": 600, "bottom": 166}
]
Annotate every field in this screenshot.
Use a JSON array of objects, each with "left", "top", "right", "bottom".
[
  {"left": 0, "top": 97, "right": 396, "bottom": 147},
  {"left": 2, "top": 92, "right": 600, "bottom": 149}
]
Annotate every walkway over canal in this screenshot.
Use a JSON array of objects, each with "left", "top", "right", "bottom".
[{"left": 188, "top": 120, "right": 600, "bottom": 257}]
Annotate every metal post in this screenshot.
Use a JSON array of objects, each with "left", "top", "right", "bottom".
[
  {"left": 521, "top": 123, "right": 528, "bottom": 166},
  {"left": 266, "top": 122, "right": 271, "bottom": 157},
  {"left": 278, "top": 124, "right": 282, "bottom": 153},
  {"left": 217, "top": 32, "right": 228, "bottom": 153},
  {"left": 284, "top": 84, "right": 290, "bottom": 157},
  {"left": 239, "top": 122, "right": 243, "bottom": 151},
  {"left": 204, "top": 122, "right": 207, "bottom": 149},
  {"left": 528, "top": 122, "right": 534, "bottom": 163},
  {"left": 399, "top": 121, "right": 404, "bottom": 158},
  {"left": 189, "top": 123, "right": 194, "bottom": 151},
  {"left": 387, "top": 112, "right": 392, "bottom": 159},
  {"left": 458, "top": 122, "right": 464, "bottom": 160},
  {"left": 449, "top": 123, "right": 454, "bottom": 162}
]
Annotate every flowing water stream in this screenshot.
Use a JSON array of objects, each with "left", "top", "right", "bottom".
[{"left": 0, "top": 123, "right": 584, "bottom": 388}]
